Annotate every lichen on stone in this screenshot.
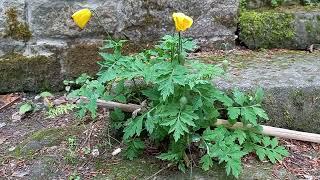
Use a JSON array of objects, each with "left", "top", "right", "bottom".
[{"left": 5, "top": 7, "right": 32, "bottom": 41}]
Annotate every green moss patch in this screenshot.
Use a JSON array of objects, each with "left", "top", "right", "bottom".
[
  {"left": 13, "top": 126, "right": 84, "bottom": 158},
  {"left": 239, "top": 11, "right": 295, "bottom": 49},
  {"left": 5, "top": 8, "right": 32, "bottom": 41},
  {"left": 0, "top": 53, "right": 62, "bottom": 93},
  {"left": 94, "top": 157, "right": 161, "bottom": 179}
]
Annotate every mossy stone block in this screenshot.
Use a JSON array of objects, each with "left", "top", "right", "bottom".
[
  {"left": 239, "top": 11, "right": 295, "bottom": 49},
  {"left": 14, "top": 126, "right": 84, "bottom": 157},
  {"left": 65, "top": 44, "right": 102, "bottom": 79},
  {"left": 0, "top": 54, "right": 63, "bottom": 93}
]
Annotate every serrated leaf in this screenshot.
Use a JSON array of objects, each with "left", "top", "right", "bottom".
[
  {"left": 252, "top": 107, "right": 269, "bottom": 120},
  {"left": 202, "top": 126, "right": 227, "bottom": 142},
  {"left": 161, "top": 106, "right": 198, "bottom": 142},
  {"left": 233, "top": 89, "right": 246, "bottom": 106},
  {"left": 86, "top": 98, "right": 98, "bottom": 119},
  {"left": 193, "top": 96, "right": 203, "bottom": 110},
  {"left": 227, "top": 107, "right": 241, "bottom": 120},
  {"left": 114, "top": 95, "right": 127, "bottom": 103},
  {"left": 241, "top": 107, "right": 257, "bottom": 125},
  {"left": 124, "top": 139, "right": 145, "bottom": 160},
  {"left": 214, "top": 93, "right": 234, "bottom": 107},
  {"left": 262, "top": 136, "right": 271, "bottom": 147},
  {"left": 200, "top": 154, "right": 213, "bottom": 171},
  {"left": 133, "top": 140, "right": 145, "bottom": 149},
  {"left": 114, "top": 80, "right": 125, "bottom": 94},
  {"left": 270, "top": 138, "right": 278, "bottom": 148},
  {"left": 142, "top": 88, "right": 161, "bottom": 101},
  {"left": 157, "top": 151, "right": 179, "bottom": 161},
  {"left": 145, "top": 114, "right": 155, "bottom": 134},
  {"left": 255, "top": 87, "right": 264, "bottom": 103},
  {"left": 110, "top": 108, "right": 125, "bottom": 122},
  {"left": 274, "top": 146, "right": 289, "bottom": 156},
  {"left": 248, "top": 132, "right": 262, "bottom": 143},
  {"left": 226, "top": 158, "right": 242, "bottom": 178},
  {"left": 233, "top": 129, "right": 246, "bottom": 145},
  {"left": 256, "top": 147, "right": 266, "bottom": 161},
  {"left": 170, "top": 120, "right": 189, "bottom": 142},
  {"left": 265, "top": 149, "right": 276, "bottom": 164},
  {"left": 123, "top": 116, "right": 144, "bottom": 140}
]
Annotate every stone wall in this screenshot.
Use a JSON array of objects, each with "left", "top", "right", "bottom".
[
  {"left": 0, "top": 0, "right": 240, "bottom": 92},
  {"left": 1, "top": 0, "right": 320, "bottom": 93}
]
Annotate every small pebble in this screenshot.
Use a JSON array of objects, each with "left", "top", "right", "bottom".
[
  {"left": 8, "top": 146, "right": 16, "bottom": 152},
  {"left": 92, "top": 148, "right": 100, "bottom": 157},
  {"left": 0, "top": 122, "right": 6, "bottom": 128},
  {"left": 11, "top": 112, "right": 22, "bottom": 122},
  {"left": 112, "top": 148, "right": 122, "bottom": 156}
]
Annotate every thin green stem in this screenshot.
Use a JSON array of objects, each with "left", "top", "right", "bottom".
[
  {"left": 178, "top": 32, "right": 181, "bottom": 64},
  {"left": 92, "top": 10, "right": 112, "bottom": 39}
]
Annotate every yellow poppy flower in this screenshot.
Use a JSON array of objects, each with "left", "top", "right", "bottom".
[
  {"left": 71, "top": 8, "right": 92, "bottom": 29},
  {"left": 172, "top": 12, "right": 193, "bottom": 32}
]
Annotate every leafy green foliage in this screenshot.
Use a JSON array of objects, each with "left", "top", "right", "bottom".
[
  {"left": 39, "top": 91, "right": 53, "bottom": 98},
  {"left": 124, "top": 139, "right": 145, "bottom": 160},
  {"left": 19, "top": 102, "right": 33, "bottom": 114},
  {"left": 68, "top": 35, "right": 289, "bottom": 178},
  {"left": 46, "top": 104, "right": 77, "bottom": 118},
  {"left": 110, "top": 108, "right": 126, "bottom": 130}
]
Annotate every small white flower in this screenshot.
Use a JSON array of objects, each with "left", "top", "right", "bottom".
[
  {"left": 91, "top": 148, "right": 99, "bottom": 157},
  {"left": 111, "top": 148, "right": 122, "bottom": 156}
]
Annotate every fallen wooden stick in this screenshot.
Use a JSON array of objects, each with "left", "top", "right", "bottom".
[
  {"left": 215, "top": 119, "right": 320, "bottom": 144},
  {"left": 54, "top": 97, "right": 145, "bottom": 113},
  {"left": 55, "top": 97, "right": 320, "bottom": 144}
]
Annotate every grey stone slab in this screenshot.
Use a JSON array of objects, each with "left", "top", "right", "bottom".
[{"left": 213, "top": 51, "right": 320, "bottom": 133}]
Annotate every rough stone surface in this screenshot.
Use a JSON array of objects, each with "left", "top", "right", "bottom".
[
  {"left": 64, "top": 39, "right": 102, "bottom": 78},
  {"left": 212, "top": 50, "right": 320, "bottom": 133},
  {"left": 293, "top": 11, "right": 320, "bottom": 49},
  {"left": 26, "top": 0, "right": 239, "bottom": 49},
  {"left": 245, "top": 0, "right": 301, "bottom": 9},
  {"left": 28, "top": 156, "right": 64, "bottom": 179},
  {"left": 0, "top": 0, "right": 26, "bottom": 38}
]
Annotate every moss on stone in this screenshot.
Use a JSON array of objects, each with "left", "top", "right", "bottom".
[
  {"left": 0, "top": 53, "right": 63, "bottom": 93},
  {"left": 94, "top": 157, "right": 161, "bottom": 179},
  {"left": 305, "top": 19, "right": 320, "bottom": 39},
  {"left": 4, "top": 8, "right": 32, "bottom": 41},
  {"left": 215, "top": 15, "right": 238, "bottom": 29},
  {"left": 239, "top": 10, "right": 295, "bottom": 49},
  {"left": 65, "top": 44, "right": 102, "bottom": 79},
  {"left": 13, "top": 126, "right": 84, "bottom": 158}
]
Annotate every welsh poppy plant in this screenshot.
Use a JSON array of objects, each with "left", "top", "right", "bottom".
[
  {"left": 172, "top": 12, "right": 193, "bottom": 65},
  {"left": 72, "top": 8, "right": 92, "bottom": 29},
  {"left": 172, "top": 12, "right": 193, "bottom": 32}
]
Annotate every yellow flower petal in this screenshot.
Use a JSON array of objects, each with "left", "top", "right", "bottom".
[
  {"left": 172, "top": 12, "right": 193, "bottom": 31},
  {"left": 72, "top": 8, "right": 92, "bottom": 29}
]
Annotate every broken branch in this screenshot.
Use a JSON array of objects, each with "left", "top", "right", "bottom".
[{"left": 56, "top": 97, "right": 320, "bottom": 144}]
